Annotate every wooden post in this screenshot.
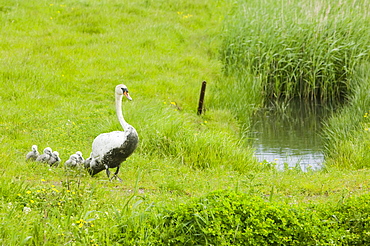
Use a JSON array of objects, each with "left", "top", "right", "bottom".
[{"left": 197, "top": 81, "right": 207, "bottom": 115}]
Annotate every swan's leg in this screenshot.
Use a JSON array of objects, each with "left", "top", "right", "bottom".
[
  {"left": 104, "top": 164, "right": 110, "bottom": 178},
  {"left": 114, "top": 165, "right": 120, "bottom": 176},
  {"left": 110, "top": 165, "right": 122, "bottom": 182}
]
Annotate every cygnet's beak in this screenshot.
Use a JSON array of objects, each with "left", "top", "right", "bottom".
[{"left": 124, "top": 91, "right": 132, "bottom": 101}]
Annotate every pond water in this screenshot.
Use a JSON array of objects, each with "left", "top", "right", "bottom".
[{"left": 248, "top": 102, "right": 330, "bottom": 171}]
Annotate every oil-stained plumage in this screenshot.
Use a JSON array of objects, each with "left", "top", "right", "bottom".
[
  {"left": 86, "top": 84, "right": 139, "bottom": 181},
  {"left": 26, "top": 145, "right": 39, "bottom": 161}
]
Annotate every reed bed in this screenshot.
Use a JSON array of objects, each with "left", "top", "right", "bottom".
[{"left": 219, "top": 0, "right": 370, "bottom": 105}]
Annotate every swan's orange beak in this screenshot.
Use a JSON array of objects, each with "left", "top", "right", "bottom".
[{"left": 124, "top": 91, "right": 132, "bottom": 101}]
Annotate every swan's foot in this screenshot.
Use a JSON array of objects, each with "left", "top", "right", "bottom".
[
  {"left": 109, "top": 174, "right": 123, "bottom": 182},
  {"left": 109, "top": 165, "right": 122, "bottom": 182}
]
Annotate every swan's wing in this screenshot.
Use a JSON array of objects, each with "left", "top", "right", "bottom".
[{"left": 92, "top": 131, "right": 129, "bottom": 160}]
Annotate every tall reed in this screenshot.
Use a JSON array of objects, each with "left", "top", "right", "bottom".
[{"left": 220, "top": 0, "right": 370, "bottom": 105}]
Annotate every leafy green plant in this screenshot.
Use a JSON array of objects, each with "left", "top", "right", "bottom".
[
  {"left": 332, "top": 193, "right": 370, "bottom": 245},
  {"left": 159, "top": 190, "right": 342, "bottom": 245}
]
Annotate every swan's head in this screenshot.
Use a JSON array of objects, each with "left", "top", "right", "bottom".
[
  {"left": 44, "top": 147, "right": 52, "bottom": 155},
  {"left": 32, "top": 145, "right": 38, "bottom": 151},
  {"left": 115, "top": 84, "right": 132, "bottom": 101},
  {"left": 70, "top": 154, "right": 78, "bottom": 161},
  {"left": 86, "top": 158, "right": 101, "bottom": 176},
  {"left": 52, "top": 151, "right": 59, "bottom": 157},
  {"left": 75, "top": 151, "right": 83, "bottom": 157}
]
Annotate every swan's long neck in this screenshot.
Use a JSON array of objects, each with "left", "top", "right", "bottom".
[{"left": 116, "top": 93, "right": 129, "bottom": 131}]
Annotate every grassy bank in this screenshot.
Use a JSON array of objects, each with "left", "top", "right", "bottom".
[
  {"left": 323, "top": 63, "right": 370, "bottom": 169},
  {"left": 1, "top": 0, "right": 370, "bottom": 245}
]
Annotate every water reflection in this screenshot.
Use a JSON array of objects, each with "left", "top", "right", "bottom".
[{"left": 248, "top": 101, "right": 330, "bottom": 171}]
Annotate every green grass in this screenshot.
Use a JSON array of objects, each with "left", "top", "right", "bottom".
[
  {"left": 1, "top": 0, "right": 370, "bottom": 244},
  {"left": 323, "top": 63, "right": 370, "bottom": 169}
]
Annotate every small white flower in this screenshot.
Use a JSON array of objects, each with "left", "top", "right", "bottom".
[{"left": 23, "top": 207, "right": 31, "bottom": 214}]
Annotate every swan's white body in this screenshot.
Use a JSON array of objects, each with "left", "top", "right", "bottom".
[
  {"left": 87, "top": 84, "right": 139, "bottom": 180},
  {"left": 26, "top": 145, "right": 39, "bottom": 161},
  {"left": 36, "top": 147, "right": 52, "bottom": 163}
]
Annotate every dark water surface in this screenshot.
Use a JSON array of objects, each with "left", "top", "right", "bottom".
[{"left": 248, "top": 102, "right": 330, "bottom": 171}]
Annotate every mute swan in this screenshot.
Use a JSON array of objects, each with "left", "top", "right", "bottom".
[
  {"left": 48, "top": 151, "right": 61, "bottom": 167},
  {"left": 86, "top": 84, "right": 139, "bottom": 181},
  {"left": 36, "top": 147, "right": 53, "bottom": 163},
  {"left": 26, "top": 145, "right": 39, "bottom": 161},
  {"left": 75, "top": 151, "right": 84, "bottom": 165},
  {"left": 64, "top": 154, "right": 79, "bottom": 168}
]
